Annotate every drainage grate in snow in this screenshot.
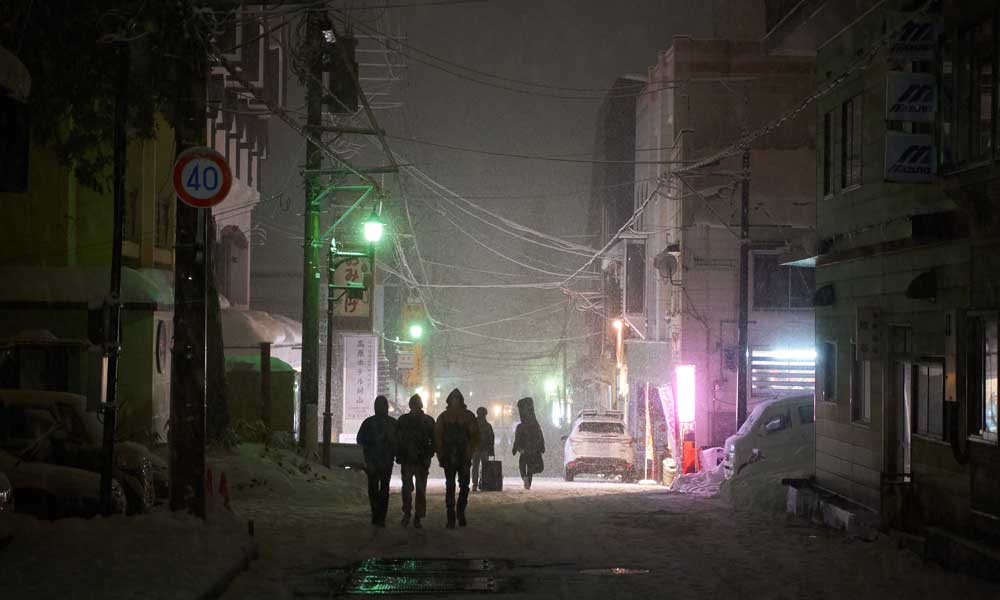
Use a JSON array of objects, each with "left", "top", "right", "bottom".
[
  {"left": 344, "top": 574, "right": 499, "bottom": 595},
  {"left": 343, "top": 558, "right": 502, "bottom": 595},
  {"left": 578, "top": 567, "right": 651, "bottom": 576}
]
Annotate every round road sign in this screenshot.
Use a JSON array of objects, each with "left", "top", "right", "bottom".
[{"left": 172, "top": 147, "right": 233, "bottom": 209}]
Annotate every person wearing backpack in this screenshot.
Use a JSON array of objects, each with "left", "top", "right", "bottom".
[
  {"left": 395, "top": 393, "right": 435, "bottom": 528},
  {"left": 356, "top": 395, "right": 398, "bottom": 527},
  {"left": 433, "top": 389, "right": 479, "bottom": 528},
  {"left": 471, "top": 407, "right": 495, "bottom": 492},
  {"left": 512, "top": 397, "right": 545, "bottom": 490}
]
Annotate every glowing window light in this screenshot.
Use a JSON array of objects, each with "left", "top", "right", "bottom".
[
  {"left": 751, "top": 348, "right": 817, "bottom": 361},
  {"left": 675, "top": 364, "right": 696, "bottom": 423}
]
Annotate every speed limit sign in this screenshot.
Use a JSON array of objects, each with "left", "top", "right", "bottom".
[{"left": 172, "top": 147, "right": 233, "bottom": 208}]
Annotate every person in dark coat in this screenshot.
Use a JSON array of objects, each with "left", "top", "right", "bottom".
[
  {"left": 396, "top": 393, "right": 435, "bottom": 528},
  {"left": 434, "top": 389, "right": 479, "bottom": 528},
  {"left": 512, "top": 397, "right": 545, "bottom": 490},
  {"left": 471, "top": 407, "right": 495, "bottom": 492},
  {"left": 356, "top": 395, "right": 398, "bottom": 527}
]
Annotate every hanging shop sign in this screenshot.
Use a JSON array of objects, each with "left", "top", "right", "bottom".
[
  {"left": 885, "top": 72, "right": 936, "bottom": 122},
  {"left": 172, "top": 147, "right": 232, "bottom": 208},
  {"left": 888, "top": 14, "right": 939, "bottom": 62},
  {"left": 884, "top": 132, "right": 935, "bottom": 183},
  {"left": 340, "top": 333, "right": 378, "bottom": 443}
]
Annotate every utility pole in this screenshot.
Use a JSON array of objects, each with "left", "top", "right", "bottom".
[
  {"left": 736, "top": 147, "right": 751, "bottom": 430},
  {"left": 170, "top": 40, "right": 209, "bottom": 518},
  {"left": 100, "top": 41, "right": 129, "bottom": 515},
  {"left": 300, "top": 11, "right": 324, "bottom": 450},
  {"left": 323, "top": 242, "right": 336, "bottom": 466}
]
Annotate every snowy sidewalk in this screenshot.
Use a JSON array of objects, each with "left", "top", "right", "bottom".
[{"left": 1, "top": 501, "right": 256, "bottom": 599}]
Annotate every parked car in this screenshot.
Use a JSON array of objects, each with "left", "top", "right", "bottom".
[
  {"left": 723, "top": 394, "right": 815, "bottom": 480},
  {"left": 0, "top": 390, "right": 165, "bottom": 513},
  {"left": 562, "top": 410, "right": 636, "bottom": 482},
  {"left": 0, "top": 472, "right": 11, "bottom": 512},
  {"left": 1, "top": 448, "right": 126, "bottom": 518}
]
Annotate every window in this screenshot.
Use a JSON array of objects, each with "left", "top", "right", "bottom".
[
  {"left": 913, "top": 361, "right": 944, "bottom": 439},
  {"left": 819, "top": 342, "right": 837, "bottom": 403},
  {"left": 840, "top": 94, "right": 863, "bottom": 188},
  {"left": 943, "top": 16, "right": 997, "bottom": 168},
  {"left": 624, "top": 240, "right": 645, "bottom": 314},
  {"left": 762, "top": 410, "right": 792, "bottom": 435},
  {"left": 822, "top": 111, "right": 834, "bottom": 196},
  {"left": 798, "top": 403, "right": 815, "bottom": 424},
  {"left": 578, "top": 422, "right": 625, "bottom": 435},
  {"left": 852, "top": 347, "right": 871, "bottom": 423},
  {"left": 971, "top": 315, "right": 999, "bottom": 441},
  {"left": 752, "top": 254, "right": 815, "bottom": 310}
]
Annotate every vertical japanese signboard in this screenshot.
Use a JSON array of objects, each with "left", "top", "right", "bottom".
[
  {"left": 340, "top": 333, "right": 378, "bottom": 443},
  {"left": 332, "top": 254, "right": 372, "bottom": 331}
]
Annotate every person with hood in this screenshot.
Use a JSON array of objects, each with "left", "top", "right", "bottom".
[
  {"left": 395, "top": 393, "right": 435, "bottom": 528},
  {"left": 356, "top": 395, "right": 398, "bottom": 527},
  {"left": 471, "top": 407, "right": 495, "bottom": 492},
  {"left": 434, "top": 388, "right": 479, "bottom": 528},
  {"left": 512, "top": 397, "right": 545, "bottom": 490}
]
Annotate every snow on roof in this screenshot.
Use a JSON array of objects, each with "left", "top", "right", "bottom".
[
  {"left": 221, "top": 308, "right": 293, "bottom": 347},
  {"left": 0, "top": 266, "right": 173, "bottom": 306}
]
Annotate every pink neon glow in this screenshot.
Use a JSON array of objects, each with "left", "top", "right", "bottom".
[{"left": 676, "top": 364, "right": 696, "bottom": 423}]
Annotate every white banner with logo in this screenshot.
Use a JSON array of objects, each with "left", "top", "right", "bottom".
[
  {"left": 885, "top": 72, "right": 936, "bottom": 122},
  {"left": 340, "top": 333, "right": 378, "bottom": 443},
  {"left": 884, "top": 132, "right": 935, "bottom": 183},
  {"left": 889, "top": 14, "right": 939, "bottom": 61}
]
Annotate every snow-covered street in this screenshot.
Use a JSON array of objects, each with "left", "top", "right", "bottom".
[{"left": 219, "top": 448, "right": 1000, "bottom": 599}]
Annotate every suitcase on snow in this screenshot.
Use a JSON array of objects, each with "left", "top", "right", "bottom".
[{"left": 480, "top": 459, "right": 503, "bottom": 491}]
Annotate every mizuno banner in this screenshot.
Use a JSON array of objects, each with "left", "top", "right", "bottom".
[
  {"left": 885, "top": 72, "right": 936, "bottom": 122},
  {"left": 884, "top": 132, "right": 935, "bottom": 183},
  {"left": 889, "top": 14, "right": 939, "bottom": 61}
]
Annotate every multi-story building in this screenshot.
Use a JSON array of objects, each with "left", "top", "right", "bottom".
[
  {"left": 619, "top": 36, "right": 816, "bottom": 464},
  {"left": 769, "top": 0, "right": 1000, "bottom": 541},
  {"left": 0, "top": 7, "right": 291, "bottom": 440}
]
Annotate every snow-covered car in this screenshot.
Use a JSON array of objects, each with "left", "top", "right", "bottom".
[
  {"left": 723, "top": 394, "right": 815, "bottom": 480},
  {"left": 1, "top": 449, "right": 126, "bottom": 518},
  {"left": 0, "top": 390, "right": 165, "bottom": 513},
  {"left": 562, "top": 410, "right": 636, "bottom": 482}
]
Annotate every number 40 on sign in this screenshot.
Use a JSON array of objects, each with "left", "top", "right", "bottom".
[{"left": 172, "top": 147, "right": 233, "bottom": 209}]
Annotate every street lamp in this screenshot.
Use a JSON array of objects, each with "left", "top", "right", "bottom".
[
  {"left": 544, "top": 378, "right": 558, "bottom": 395},
  {"left": 363, "top": 209, "right": 384, "bottom": 243},
  {"left": 408, "top": 323, "right": 423, "bottom": 340},
  {"left": 612, "top": 318, "right": 623, "bottom": 331}
]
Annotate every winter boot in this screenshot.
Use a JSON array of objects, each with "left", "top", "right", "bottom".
[
  {"left": 446, "top": 510, "right": 456, "bottom": 529},
  {"left": 401, "top": 513, "right": 411, "bottom": 527},
  {"left": 458, "top": 511, "right": 467, "bottom": 527},
  {"left": 413, "top": 517, "right": 423, "bottom": 529}
]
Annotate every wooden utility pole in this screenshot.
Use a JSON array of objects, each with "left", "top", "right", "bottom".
[
  {"left": 170, "top": 42, "right": 209, "bottom": 518},
  {"left": 299, "top": 9, "right": 324, "bottom": 450},
  {"left": 100, "top": 41, "right": 129, "bottom": 515},
  {"left": 736, "top": 148, "right": 751, "bottom": 430}
]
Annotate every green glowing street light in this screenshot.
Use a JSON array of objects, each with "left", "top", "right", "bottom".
[
  {"left": 544, "top": 378, "right": 558, "bottom": 395},
  {"left": 408, "top": 323, "right": 424, "bottom": 340},
  {"left": 363, "top": 209, "right": 384, "bottom": 243}
]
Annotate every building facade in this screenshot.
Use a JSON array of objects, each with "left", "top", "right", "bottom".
[
  {"left": 770, "top": 0, "right": 1000, "bottom": 540},
  {"left": 622, "top": 36, "right": 816, "bottom": 461}
]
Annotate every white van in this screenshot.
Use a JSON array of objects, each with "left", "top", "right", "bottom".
[{"left": 723, "top": 394, "right": 815, "bottom": 480}]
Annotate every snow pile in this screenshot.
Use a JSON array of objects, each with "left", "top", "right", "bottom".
[
  {"left": 208, "top": 443, "right": 368, "bottom": 507},
  {"left": 669, "top": 462, "right": 726, "bottom": 497},
  {"left": 2, "top": 500, "right": 252, "bottom": 599},
  {"left": 721, "top": 444, "right": 814, "bottom": 512}
]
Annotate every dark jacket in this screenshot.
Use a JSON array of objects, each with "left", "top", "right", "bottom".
[
  {"left": 356, "top": 405, "right": 398, "bottom": 471},
  {"left": 396, "top": 409, "right": 436, "bottom": 468},
  {"left": 476, "top": 417, "right": 495, "bottom": 456},
  {"left": 434, "top": 389, "right": 479, "bottom": 468},
  {"left": 512, "top": 397, "right": 545, "bottom": 475}
]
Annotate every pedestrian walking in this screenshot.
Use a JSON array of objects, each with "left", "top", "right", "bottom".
[
  {"left": 396, "top": 393, "right": 435, "bottom": 528},
  {"left": 512, "top": 397, "right": 545, "bottom": 490},
  {"left": 356, "top": 395, "right": 398, "bottom": 527},
  {"left": 471, "top": 407, "right": 495, "bottom": 492},
  {"left": 434, "top": 388, "right": 479, "bottom": 528}
]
